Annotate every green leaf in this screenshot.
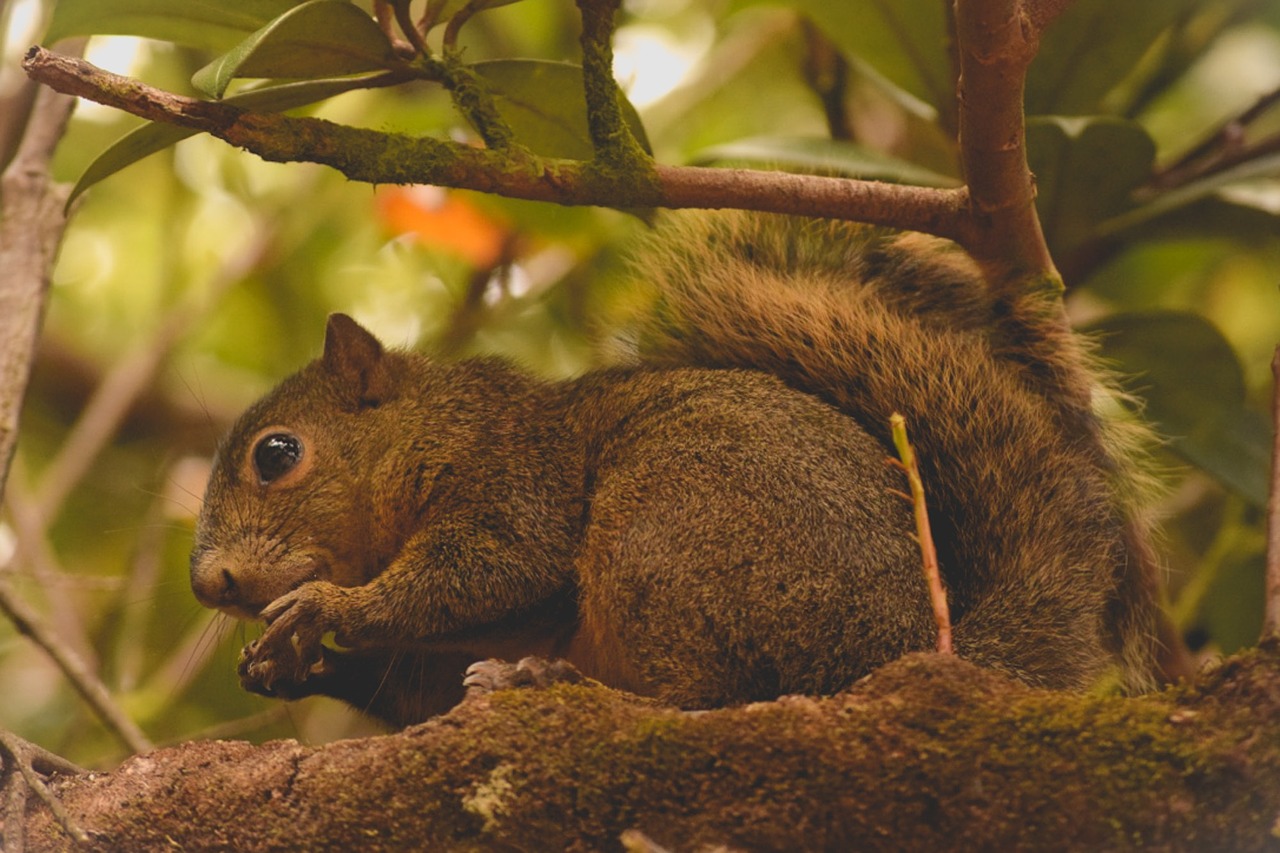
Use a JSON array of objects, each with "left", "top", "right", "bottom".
[
  {"left": 423, "top": 0, "right": 526, "bottom": 31},
  {"left": 68, "top": 75, "right": 394, "bottom": 206},
  {"left": 1089, "top": 311, "right": 1270, "bottom": 505},
  {"left": 1027, "top": 0, "right": 1200, "bottom": 115},
  {"left": 1200, "top": 552, "right": 1265, "bottom": 653},
  {"left": 471, "top": 60, "right": 651, "bottom": 159},
  {"left": 1099, "top": 191, "right": 1280, "bottom": 249},
  {"left": 691, "top": 136, "right": 959, "bottom": 187},
  {"left": 192, "top": 0, "right": 396, "bottom": 99},
  {"left": 1026, "top": 117, "right": 1155, "bottom": 257},
  {"left": 780, "top": 0, "right": 952, "bottom": 114},
  {"left": 44, "top": 0, "right": 303, "bottom": 53}
]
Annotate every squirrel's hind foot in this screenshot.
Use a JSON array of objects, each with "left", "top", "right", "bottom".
[{"left": 463, "top": 656, "right": 586, "bottom": 698}]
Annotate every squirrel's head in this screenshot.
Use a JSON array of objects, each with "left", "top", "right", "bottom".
[{"left": 189, "top": 314, "right": 397, "bottom": 619}]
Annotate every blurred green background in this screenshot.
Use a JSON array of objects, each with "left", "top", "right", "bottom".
[{"left": 2, "top": 0, "right": 1279, "bottom": 767}]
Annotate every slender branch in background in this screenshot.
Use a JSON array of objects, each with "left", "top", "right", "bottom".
[
  {"left": 0, "top": 39, "right": 84, "bottom": 506},
  {"left": 799, "top": 18, "right": 855, "bottom": 142},
  {"left": 1, "top": 221, "right": 274, "bottom": 681},
  {"left": 2, "top": 470, "right": 96, "bottom": 671},
  {"left": 20, "top": 48, "right": 976, "bottom": 246},
  {"left": 1145, "top": 85, "right": 1280, "bottom": 192},
  {"left": 0, "top": 72, "right": 39, "bottom": 170},
  {"left": 0, "top": 29, "right": 172, "bottom": 721},
  {"left": 1264, "top": 345, "right": 1280, "bottom": 639},
  {"left": 0, "top": 575, "right": 152, "bottom": 754}
]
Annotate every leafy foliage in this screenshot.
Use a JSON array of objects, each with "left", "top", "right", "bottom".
[{"left": 190, "top": 0, "right": 397, "bottom": 98}]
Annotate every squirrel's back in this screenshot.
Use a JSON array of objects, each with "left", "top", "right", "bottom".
[{"left": 628, "top": 212, "right": 1160, "bottom": 692}]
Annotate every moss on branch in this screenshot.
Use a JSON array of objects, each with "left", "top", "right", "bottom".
[{"left": 21, "top": 645, "right": 1280, "bottom": 851}]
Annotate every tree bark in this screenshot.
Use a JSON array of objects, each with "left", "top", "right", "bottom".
[{"left": 20, "top": 645, "right": 1280, "bottom": 851}]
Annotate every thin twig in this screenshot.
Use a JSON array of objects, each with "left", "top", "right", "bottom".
[
  {"left": 0, "top": 575, "right": 152, "bottom": 755},
  {"left": 2, "top": 470, "right": 96, "bottom": 671},
  {"left": 0, "top": 729, "right": 89, "bottom": 851},
  {"left": 1264, "top": 345, "right": 1280, "bottom": 639},
  {"left": 799, "top": 18, "right": 854, "bottom": 141},
  {"left": 890, "top": 413, "right": 952, "bottom": 654},
  {"left": 1148, "top": 85, "right": 1280, "bottom": 191}
]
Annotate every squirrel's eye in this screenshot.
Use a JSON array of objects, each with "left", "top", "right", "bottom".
[{"left": 253, "top": 433, "right": 303, "bottom": 484}]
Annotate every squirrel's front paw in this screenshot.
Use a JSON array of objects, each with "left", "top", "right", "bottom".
[
  {"left": 238, "top": 582, "right": 346, "bottom": 696},
  {"left": 463, "top": 656, "right": 585, "bottom": 697}
]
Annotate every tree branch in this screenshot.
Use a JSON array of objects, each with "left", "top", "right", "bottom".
[
  {"left": 575, "top": 0, "right": 650, "bottom": 171},
  {"left": 0, "top": 43, "right": 83, "bottom": 507},
  {"left": 19, "top": 47, "right": 974, "bottom": 248},
  {"left": 953, "top": 0, "right": 1058, "bottom": 288},
  {"left": 0, "top": 730, "right": 89, "bottom": 851},
  {"left": 17, "top": 648, "right": 1280, "bottom": 851}
]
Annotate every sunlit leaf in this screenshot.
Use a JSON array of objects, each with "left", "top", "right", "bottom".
[
  {"left": 1089, "top": 311, "right": 1270, "bottom": 505},
  {"left": 1027, "top": 117, "right": 1155, "bottom": 256},
  {"left": 472, "top": 60, "right": 651, "bottom": 159},
  {"left": 691, "top": 136, "right": 958, "bottom": 187},
  {"left": 44, "top": 0, "right": 303, "bottom": 52},
  {"left": 68, "top": 75, "right": 396, "bottom": 205},
  {"left": 1028, "top": 0, "right": 1200, "bottom": 115},
  {"left": 192, "top": 0, "right": 396, "bottom": 99}
]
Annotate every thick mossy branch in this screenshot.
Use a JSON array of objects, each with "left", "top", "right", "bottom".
[
  {"left": 20, "top": 646, "right": 1280, "bottom": 851},
  {"left": 20, "top": 48, "right": 970, "bottom": 240},
  {"left": 23, "top": 4, "right": 1071, "bottom": 294}
]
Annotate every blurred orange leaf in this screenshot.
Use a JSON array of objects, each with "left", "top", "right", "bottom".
[{"left": 376, "top": 186, "right": 510, "bottom": 268}]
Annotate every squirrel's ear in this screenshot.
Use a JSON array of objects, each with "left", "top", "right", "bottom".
[{"left": 322, "top": 314, "right": 390, "bottom": 405}]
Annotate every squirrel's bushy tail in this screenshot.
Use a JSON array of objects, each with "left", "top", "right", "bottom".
[{"left": 628, "top": 211, "right": 1160, "bottom": 692}]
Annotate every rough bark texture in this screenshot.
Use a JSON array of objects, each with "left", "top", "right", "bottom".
[{"left": 19, "top": 643, "right": 1280, "bottom": 851}]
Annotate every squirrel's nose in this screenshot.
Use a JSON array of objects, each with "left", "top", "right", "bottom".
[{"left": 190, "top": 548, "right": 240, "bottom": 609}]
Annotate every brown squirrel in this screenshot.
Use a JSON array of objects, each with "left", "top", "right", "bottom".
[{"left": 190, "top": 212, "right": 1160, "bottom": 726}]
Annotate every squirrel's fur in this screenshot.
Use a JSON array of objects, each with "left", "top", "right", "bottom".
[{"left": 191, "top": 212, "right": 1160, "bottom": 726}]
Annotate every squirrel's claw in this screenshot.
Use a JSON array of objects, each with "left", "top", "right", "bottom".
[
  {"left": 463, "top": 656, "right": 585, "bottom": 698},
  {"left": 239, "top": 581, "right": 345, "bottom": 695}
]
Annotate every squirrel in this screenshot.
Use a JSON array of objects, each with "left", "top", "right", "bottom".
[{"left": 190, "top": 212, "right": 1161, "bottom": 727}]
